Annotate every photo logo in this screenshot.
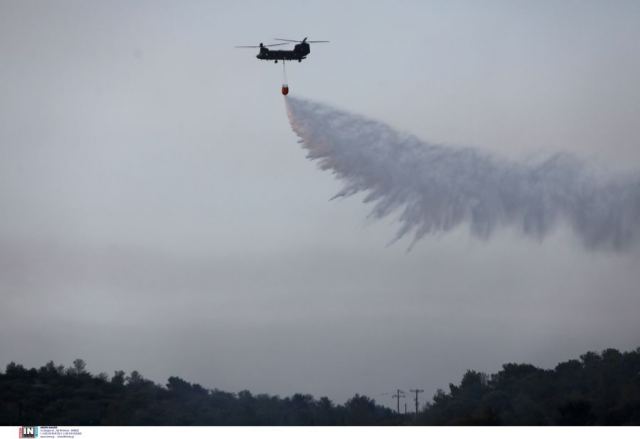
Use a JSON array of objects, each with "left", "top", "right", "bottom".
[{"left": 18, "top": 427, "right": 39, "bottom": 438}]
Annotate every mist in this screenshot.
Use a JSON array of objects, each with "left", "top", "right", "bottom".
[{"left": 286, "top": 96, "right": 640, "bottom": 250}]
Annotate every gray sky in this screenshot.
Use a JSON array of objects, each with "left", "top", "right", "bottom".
[{"left": 1, "top": 0, "right": 640, "bottom": 406}]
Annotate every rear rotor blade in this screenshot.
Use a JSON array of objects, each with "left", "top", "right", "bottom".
[
  {"left": 274, "top": 38, "right": 301, "bottom": 43},
  {"left": 307, "top": 40, "right": 330, "bottom": 43},
  {"left": 235, "top": 42, "right": 288, "bottom": 48}
]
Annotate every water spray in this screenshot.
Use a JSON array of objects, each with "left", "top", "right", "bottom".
[{"left": 286, "top": 96, "right": 640, "bottom": 251}]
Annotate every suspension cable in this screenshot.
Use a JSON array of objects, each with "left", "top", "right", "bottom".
[{"left": 282, "top": 60, "right": 288, "bottom": 85}]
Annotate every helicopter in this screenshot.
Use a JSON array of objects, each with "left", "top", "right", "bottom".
[{"left": 235, "top": 37, "right": 329, "bottom": 63}]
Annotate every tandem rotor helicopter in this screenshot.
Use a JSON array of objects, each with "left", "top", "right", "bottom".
[{"left": 235, "top": 37, "right": 329, "bottom": 95}]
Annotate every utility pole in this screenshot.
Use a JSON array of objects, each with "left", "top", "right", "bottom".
[
  {"left": 392, "top": 389, "right": 405, "bottom": 414},
  {"left": 409, "top": 389, "right": 424, "bottom": 416}
]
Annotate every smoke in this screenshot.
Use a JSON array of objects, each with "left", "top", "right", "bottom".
[{"left": 285, "top": 96, "right": 640, "bottom": 250}]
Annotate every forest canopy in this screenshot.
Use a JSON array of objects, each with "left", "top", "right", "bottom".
[{"left": 1, "top": 346, "right": 639, "bottom": 425}]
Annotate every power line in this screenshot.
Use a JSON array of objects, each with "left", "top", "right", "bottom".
[
  {"left": 409, "top": 389, "right": 424, "bottom": 416},
  {"left": 391, "top": 389, "right": 405, "bottom": 414}
]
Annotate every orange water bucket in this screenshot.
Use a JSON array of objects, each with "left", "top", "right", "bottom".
[{"left": 281, "top": 84, "right": 289, "bottom": 95}]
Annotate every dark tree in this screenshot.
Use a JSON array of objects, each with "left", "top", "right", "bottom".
[
  {"left": 2, "top": 347, "right": 640, "bottom": 426},
  {"left": 416, "top": 347, "right": 640, "bottom": 426}
]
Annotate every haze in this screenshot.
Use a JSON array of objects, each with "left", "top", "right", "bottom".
[{"left": 1, "top": 0, "right": 640, "bottom": 407}]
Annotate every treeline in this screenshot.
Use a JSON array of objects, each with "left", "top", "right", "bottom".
[
  {"left": 417, "top": 347, "right": 640, "bottom": 425},
  {"left": 0, "top": 359, "right": 397, "bottom": 425},
  {"left": 1, "top": 346, "right": 639, "bottom": 425}
]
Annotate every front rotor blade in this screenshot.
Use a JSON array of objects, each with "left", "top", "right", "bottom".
[
  {"left": 235, "top": 45, "right": 260, "bottom": 48},
  {"left": 264, "top": 43, "right": 289, "bottom": 47}
]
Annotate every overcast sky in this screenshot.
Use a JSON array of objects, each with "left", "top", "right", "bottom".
[{"left": 1, "top": 0, "right": 640, "bottom": 407}]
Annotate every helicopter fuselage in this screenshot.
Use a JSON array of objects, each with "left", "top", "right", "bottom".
[{"left": 257, "top": 43, "right": 311, "bottom": 62}]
